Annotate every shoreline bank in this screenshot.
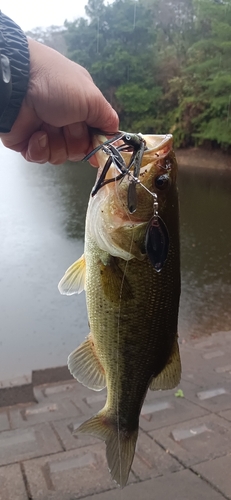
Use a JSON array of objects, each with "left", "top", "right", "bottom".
[{"left": 176, "top": 147, "right": 231, "bottom": 170}]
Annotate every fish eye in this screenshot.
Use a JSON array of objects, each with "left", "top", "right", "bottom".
[{"left": 155, "top": 174, "right": 169, "bottom": 190}]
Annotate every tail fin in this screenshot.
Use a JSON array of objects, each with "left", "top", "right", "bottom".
[{"left": 75, "top": 411, "right": 138, "bottom": 487}]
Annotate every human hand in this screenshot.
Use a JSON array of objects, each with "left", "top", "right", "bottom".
[{"left": 1, "top": 38, "right": 119, "bottom": 165}]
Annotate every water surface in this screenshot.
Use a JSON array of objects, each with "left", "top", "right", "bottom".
[
  {"left": 178, "top": 167, "right": 231, "bottom": 339},
  {"left": 0, "top": 144, "right": 230, "bottom": 379}
]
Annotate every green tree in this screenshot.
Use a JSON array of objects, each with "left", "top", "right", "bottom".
[
  {"left": 26, "top": 26, "right": 67, "bottom": 55},
  {"left": 168, "top": 0, "right": 231, "bottom": 148},
  {"left": 36, "top": 0, "right": 231, "bottom": 150},
  {"left": 65, "top": 0, "right": 160, "bottom": 128}
]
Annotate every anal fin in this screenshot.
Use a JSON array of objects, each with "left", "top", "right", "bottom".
[
  {"left": 68, "top": 335, "right": 106, "bottom": 391},
  {"left": 149, "top": 337, "right": 181, "bottom": 391}
]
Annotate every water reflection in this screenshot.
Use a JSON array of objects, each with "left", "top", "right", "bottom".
[
  {"left": 0, "top": 143, "right": 230, "bottom": 379},
  {"left": 0, "top": 145, "right": 96, "bottom": 380},
  {"left": 45, "top": 161, "right": 96, "bottom": 239},
  {"left": 178, "top": 167, "right": 231, "bottom": 338}
]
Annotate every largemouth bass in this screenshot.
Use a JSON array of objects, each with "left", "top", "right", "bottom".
[{"left": 58, "top": 133, "right": 181, "bottom": 487}]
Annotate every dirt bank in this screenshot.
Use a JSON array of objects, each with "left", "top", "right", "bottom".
[{"left": 176, "top": 148, "right": 231, "bottom": 170}]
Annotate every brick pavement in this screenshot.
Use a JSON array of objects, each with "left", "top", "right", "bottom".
[{"left": 0, "top": 330, "right": 231, "bottom": 499}]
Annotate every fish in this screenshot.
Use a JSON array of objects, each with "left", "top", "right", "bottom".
[{"left": 58, "top": 133, "right": 181, "bottom": 487}]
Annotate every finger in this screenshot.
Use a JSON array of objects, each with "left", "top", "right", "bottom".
[
  {"left": 22, "top": 131, "right": 50, "bottom": 163},
  {"left": 85, "top": 87, "right": 119, "bottom": 134},
  {"left": 63, "top": 122, "right": 90, "bottom": 161},
  {"left": 41, "top": 125, "right": 68, "bottom": 165}
]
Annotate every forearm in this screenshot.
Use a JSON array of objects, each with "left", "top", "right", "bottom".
[{"left": 0, "top": 11, "right": 30, "bottom": 133}]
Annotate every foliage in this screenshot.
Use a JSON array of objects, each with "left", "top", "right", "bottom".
[
  {"left": 29, "top": 0, "right": 231, "bottom": 149},
  {"left": 168, "top": 0, "right": 231, "bottom": 148},
  {"left": 175, "top": 389, "right": 184, "bottom": 398},
  {"left": 26, "top": 26, "right": 67, "bottom": 55}
]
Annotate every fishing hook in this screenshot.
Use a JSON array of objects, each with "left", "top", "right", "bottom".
[{"left": 83, "top": 132, "right": 147, "bottom": 213}]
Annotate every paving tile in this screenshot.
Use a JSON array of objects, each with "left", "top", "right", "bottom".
[
  {"left": 173, "top": 378, "right": 208, "bottom": 400},
  {"left": 34, "top": 381, "right": 95, "bottom": 415},
  {"left": 33, "top": 383, "right": 75, "bottom": 404},
  {"left": 181, "top": 340, "right": 231, "bottom": 373},
  {"left": 194, "top": 386, "right": 231, "bottom": 412},
  {"left": 218, "top": 409, "right": 231, "bottom": 422},
  {"left": 142, "top": 400, "right": 172, "bottom": 413},
  {"left": 181, "top": 380, "right": 231, "bottom": 413},
  {"left": 131, "top": 431, "right": 182, "bottom": 480},
  {"left": 150, "top": 414, "right": 231, "bottom": 467},
  {"left": 41, "top": 380, "right": 93, "bottom": 399},
  {"left": 34, "top": 380, "right": 80, "bottom": 399},
  {"left": 70, "top": 386, "right": 107, "bottom": 417},
  {"left": 32, "top": 366, "right": 73, "bottom": 386},
  {"left": 200, "top": 353, "right": 231, "bottom": 374},
  {"left": 139, "top": 393, "right": 208, "bottom": 432},
  {"left": 0, "top": 412, "right": 10, "bottom": 431},
  {"left": 0, "top": 375, "right": 35, "bottom": 407},
  {"left": 43, "top": 382, "right": 77, "bottom": 397},
  {"left": 0, "top": 464, "right": 27, "bottom": 500},
  {"left": 203, "top": 351, "right": 224, "bottom": 360},
  {"left": 193, "top": 331, "right": 231, "bottom": 351},
  {"left": 197, "top": 388, "right": 227, "bottom": 400},
  {"left": 52, "top": 417, "right": 100, "bottom": 450},
  {"left": 81, "top": 469, "right": 225, "bottom": 500},
  {"left": 9, "top": 398, "right": 81, "bottom": 429},
  {"left": 171, "top": 424, "right": 210, "bottom": 442},
  {"left": 193, "top": 454, "right": 231, "bottom": 499},
  {"left": 211, "top": 331, "right": 231, "bottom": 343},
  {"left": 215, "top": 364, "right": 231, "bottom": 374},
  {"left": 83, "top": 390, "right": 107, "bottom": 413},
  {"left": 181, "top": 367, "right": 221, "bottom": 387},
  {"left": 193, "top": 339, "right": 217, "bottom": 350},
  {"left": 183, "top": 367, "right": 231, "bottom": 390},
  {"left": 23, "top": 444, "right": 136, "bottom": 500},
  {"left": 180, "top": 345, "right": 223, "bottom": 386},
  {"left": 0, "top": 423, "right": 62, "bottom": 466}
]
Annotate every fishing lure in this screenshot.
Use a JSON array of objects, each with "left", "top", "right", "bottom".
[{"left": 83, "top": 131, "right": 170, "bottom": 271}]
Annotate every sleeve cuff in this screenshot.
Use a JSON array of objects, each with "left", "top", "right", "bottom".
[{"left": 0, "top": 12, "right": 30, "bottom": 133}]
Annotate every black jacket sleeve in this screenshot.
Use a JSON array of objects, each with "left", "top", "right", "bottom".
[{"left": 0, "top": 12, "right": 30, "bottom": 133}]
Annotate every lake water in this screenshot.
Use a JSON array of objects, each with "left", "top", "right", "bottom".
[{"left": 0, "top": 144, "right": 230, "bottom": 380}]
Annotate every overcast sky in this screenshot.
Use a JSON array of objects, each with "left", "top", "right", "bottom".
[{"left": 1, "top": 0, "right": 95, "bottom": 31}]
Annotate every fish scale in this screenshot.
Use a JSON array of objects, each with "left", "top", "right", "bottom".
[{"left": 58, "top": 134, "right": 181, "bottom": 487}]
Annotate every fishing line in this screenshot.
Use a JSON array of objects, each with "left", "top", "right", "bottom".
[
  {"left": 103, "top": 139, "right": 159, "bottom": 486},
  {"left": 114, "top": 161, "right": 136, "bottom": 491}
]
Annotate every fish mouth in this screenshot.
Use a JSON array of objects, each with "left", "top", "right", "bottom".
[
  {"left": 93, "top": 133, "right": 174, "bottom": 196},
  {"left": 142, "top": 134, "right": 173, "bottom": 153},
  {"left": 121, "top": 134, "right": 173, "bottom": 178}
]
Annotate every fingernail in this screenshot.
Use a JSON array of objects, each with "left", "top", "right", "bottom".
[{"left": 38, "top": 134, "right": 47, "bottom": 148}]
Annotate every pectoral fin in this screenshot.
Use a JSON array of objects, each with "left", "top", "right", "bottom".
[
  {"left": 58, "top": 254, "right": 86, "bottom": 295},
  {"left": 149, "top": 337, "right": 181, "bottom": 390},
  {"left": 68, "top": 335, "right": 106, "bottom": 391}
]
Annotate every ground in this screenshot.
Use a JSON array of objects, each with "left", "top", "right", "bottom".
[{"left": 1, "top": 330, "right": 231, "bottom": 499}]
